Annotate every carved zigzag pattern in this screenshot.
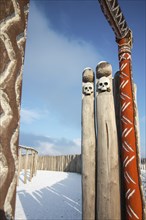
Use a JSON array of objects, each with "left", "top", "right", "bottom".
[
  {"left": 98, "top": 0, "right": 130, "bottom": 39},
  {"left": 0, "top": 0, "right": 29, "bottom": 218}
]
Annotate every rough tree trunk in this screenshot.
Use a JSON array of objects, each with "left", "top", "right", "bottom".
[
  {"left": 0, "top": 0, "right": 29, "bottom": 219},
  {"left": 81, "top": 68, "right": 96, "bottom": 220},
  {"left": 96, "top": 62, "right": 121, "bottom": 220}
]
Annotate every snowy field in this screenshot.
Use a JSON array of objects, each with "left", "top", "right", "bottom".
[
  {"left": 15, "top": 170, "right": 146, "bottom": 220},
  {"left": 15, "top": 171, "right": 82, "bottom": 220}
]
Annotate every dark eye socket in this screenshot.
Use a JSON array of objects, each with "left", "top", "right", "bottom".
[
  {"left": 104, "top": 82, "right": 108, "bottom": 85},
  {"left": 89, "top": 87, "right": 92, "bottom": 89},
  {"left": 85, "top": 87, "right": 88, "bottom": 89},
  {"left": 99, "top": 83, "right": 103, "bottom": 86}
]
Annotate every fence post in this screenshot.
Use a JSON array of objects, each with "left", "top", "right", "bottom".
[
  {"left": 82, "top": 68, "right": 96, "bottom": 220},
  {"left": 17, "top": 147, "right": 22, "bottom": 186},
  {"left": 24, "top": 149, "right": 29, "bottom": 184},
  {"left": 96, "top": 61, "right": 121, "bottom": 220}
]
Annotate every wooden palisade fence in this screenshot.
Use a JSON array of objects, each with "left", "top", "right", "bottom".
[
  {"left": 17, "top": 146, "right": 38, "bottom": 185},
  {"left": 18, "top": 153, "right": 81, "bottom": 174}
]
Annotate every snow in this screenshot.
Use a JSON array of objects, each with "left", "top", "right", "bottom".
[
  {"left": 141, "top": 170, "right": 146, "bottom": 200},
  {"left": 15, "top": 170, "right": 146, "bottom": 220},
  {"left": 15, "top": 171, "right": 82, "bottom": 220}
]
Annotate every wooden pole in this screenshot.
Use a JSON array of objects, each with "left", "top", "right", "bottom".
[
  {"left": 96, "top": 62, "right": 121, "bottom": 220},
  {"left": 81, "top": 68, "right": 96, "bottom": 220},
  {"left": 17, "top": 148, "right": 22, "bottom": 186},
  {"left": 0, "top": 1, "right": 29, "bottom": 219},
  {"left": 29, "top": 150, "right": 34, "bottom": 182},
  {"left": 117, "top": 37, "right": 144, "bottom": 220},
  {"left": 24, "top": 149, "right": 28, "bottom": 184},
  {"left": 97, "top": 1, "right": 145, "bottom": 218}
]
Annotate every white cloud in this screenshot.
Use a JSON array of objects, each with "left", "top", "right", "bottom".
[
  {"left": 19, "top": 132, "right": 81, "bottom": 156},
  {"left": 22, "top": 2, "right": 102, "bottom": 130},
  {"left": 36, "top": 142, "right": 61, "bottom": 156},
  {"left": 20, "top": 108, "right": 41, "bottom": 124}
]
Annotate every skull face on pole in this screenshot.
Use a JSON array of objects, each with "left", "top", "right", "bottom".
[
  {"left": 97, "top": 76, "right": 110, "bottom": 92},
  {"left": 83, "top": 82, "right": 94, "bottom": 95}
]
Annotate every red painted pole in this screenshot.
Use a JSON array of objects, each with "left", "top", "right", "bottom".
[{"left": 117, "top": 36, "right": 143, "bottom": 220}]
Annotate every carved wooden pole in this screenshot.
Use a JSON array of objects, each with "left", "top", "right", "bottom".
[
  {"left": 117, "top": 37, "right": 145, "bottom": 220},
  {"left": 81, "top": 68, "right": 96, "bottom": 220},
  {"left": 96, "top": 61, "right": 121, "bottom": 220},
  {"left": 0, "top": 1, "right": 29, "bottom": 219},
  {"left": 98, "top": 0, "right": 146, "bottom": 219}
]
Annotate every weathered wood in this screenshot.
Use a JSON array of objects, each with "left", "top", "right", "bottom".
[
  {"left": 21, "top": 154, "right": 81, "bottom": 173},
  {"left": 24, "top": 150, "right": 28, "bottom": 184},
  {"left": 81, "top": 68, "right": 96, "bottom": 220},
  {"left": 133, "top": 84, "right": 146, "bottom": 218},
  {"left": 17, "top": 148, "right": 22, "bottom": 186},
  {"left": 96, "top": 62, "right": 121, "bottom": 220},
  {"left": 0, "top": 1, "right": 29, "bottom": 219},
  {"left": 29, "top": 151, "right": 34, "bottom": 181}
]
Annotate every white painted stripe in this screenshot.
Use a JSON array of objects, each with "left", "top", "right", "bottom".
[
  {"left": 121, "top": 80, "right": 129, "bottom": 88},
  {"left": 119, "top": 74, "right": 125, "bottom": 79},
  {"left": 121, "top": 71, "right": 129, "bottom": 77},
  {"left": 121, "top": 118, "right": 128, "bottom": 125},
  {"left": 122, "top": 102, "right": 131, "bottom": 112},
  {"left": 125, "top": 188, "right": 131, "bottom": 197},
  {"left": 121, "top": 63, "right": 127, "bottom": 71},
  {"left": 123, "top": 116, "right": 132, "bottom": 124},
  {"left": 123, "top": 156, "right": 128, "bottom": 166},
  {"left": 126, "top": 206, "right": 132, "bottom": 218},
  {"left": 127, "top": 54, "right": 131, "bottom": 60},
  {"left": 122, "top": 144, "right": 129, "bottom": 152},
  {"left": 120, "top": 54, "right": 126, "bottom": 61},
  {"left": 122, "top": 128, "right": 128, "bottom": 136},
  {"left": 124, "top": 141, "right": 134, "bottom": 152},
  {"left": 125, "top": 155, "right": 135, "bottom": 167},
  {"left": 125, "top": 171, "right": 136, "bottom": 184},
  {"left": 124, "top": 173, "right": 130, "bottom": 184},
  {"left": 128, "top": 205, "right": 139, "bottom": 219},
  {"left": 121, "top": 92, "right": 131, "bottom": 100},
  {"left": 120, "top": 80, "right": 125, "bottom": 88},
  {"left": 128, "top": 189, "right": 135, "bottom": 200},
  {"left": 120, "top": 94, "right": 125, "bottom": 100},
  {"left": 125, "top": 127, "right": 133, "bottom": 137},
  {"left": 121, "top": 102, "right": 126, "bottom": 110}
]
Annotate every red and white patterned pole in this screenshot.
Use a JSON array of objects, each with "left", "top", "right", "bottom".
[{"left": 117, "top": 36, "right": 143, "bottom": 220}]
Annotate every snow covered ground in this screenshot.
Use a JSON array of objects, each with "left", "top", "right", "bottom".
[
  {"left": 15, "top": 170, "right": 146, "bottom": 220},
  {"left": 15, "top": 171, "right": 82, "bottom": 220},
  {"left": 141, "top": 170, "right": 146, "bottom": 200}
]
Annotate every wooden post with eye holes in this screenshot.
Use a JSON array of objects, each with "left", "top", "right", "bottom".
[
  {"left": 81, "top": 68, "right": 96, "bottom": 220},
  {"left": 96, "top": 61, "right": 121, "bottom": 220}
]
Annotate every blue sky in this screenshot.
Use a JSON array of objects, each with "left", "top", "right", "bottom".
[{"left": 19, "top": 0, "right": 145, "bottom": 157}]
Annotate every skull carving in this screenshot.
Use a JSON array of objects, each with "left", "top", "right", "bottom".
[
  {"left": 83, "top": 82, "right": 94, "bottom": 95},
  {"left": 97, "top": 76, "right": 110, "bottom": 92}
]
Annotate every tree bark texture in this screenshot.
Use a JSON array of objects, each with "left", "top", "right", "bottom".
[{"left": 0, "top": 0, "right": 29, "bottom": 219}]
